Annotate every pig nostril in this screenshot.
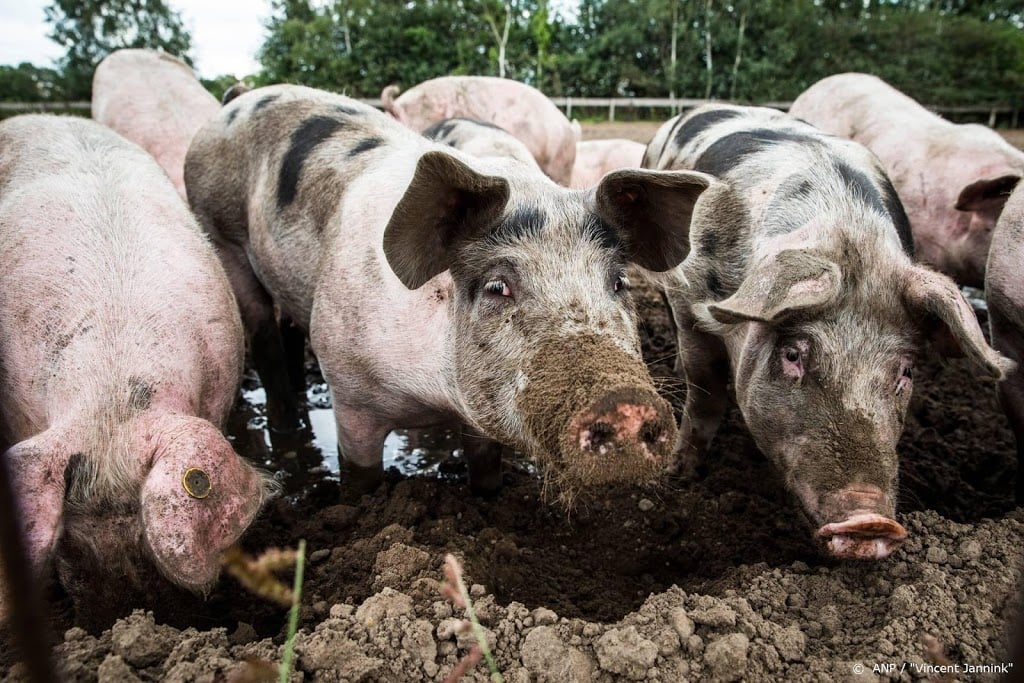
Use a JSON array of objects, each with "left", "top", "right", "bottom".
[
  {"left": 639, "top": 421, "right": 661, "bottom": 445},
  {"left": 587, "top": 422, "right": 615, "bottom": 449}
]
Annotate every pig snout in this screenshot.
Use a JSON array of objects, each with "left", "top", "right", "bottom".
[
  {"left": 572, "top": 388, "right": 673, "bottom": 461},
  {"left": 517, "top": 333, "right": 678, "bottom": 494},
  {"left": 815, "top": 487, "right": 906, "bottom": 560}
]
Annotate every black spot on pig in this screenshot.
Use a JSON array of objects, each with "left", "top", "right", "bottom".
[
  {"left": 835, "top": 160, "right": 887, "bottom": 216},
  {"left": 586, "top": 215, "right": 624, "bottom": 254},
  {"left": 127, "top": 376, "right": 154, "bottom": 411},
  {"left": 253, "top": 94, "right": 279, "bottom": 112},
  {"left": 835, "top": 161, "right": 913, "bottom": 252},
  {"left": 706, "top": 269, "right": 725, "bottom": 296},
  {"left": 334, "top": 104, "right": 360, "bottom": 116},
  {"left": 489, "top": 206, "right": 547, "bottom": 244},
  {"left": 349, "top": 137, "right": 383, "bottom": 157},
  {"left": 880, "top": 176, "right": 914, "bottom": 254},
  {"left": 278, "top": 116, "right": 345, "bottom": 208},
  {"left": 699, "top": 230, "right": 719, "bottom": 257},
  {"left": 674, "top": 109, "right": 743, "bottom": 146},
  {"left": 225, "top": 107, "right": 239, "bottom": 126},
  {"left": 696, "top": 128, "right": 818, "bottom": 178},
  {"left": 423, "top": 120, "right": 457, "bottom": 140}
]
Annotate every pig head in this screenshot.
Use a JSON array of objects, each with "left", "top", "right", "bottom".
[
  {"left": 381, "top": 151, "right": 712, "bottom": 502},
  {"left": 3, "top": 413, "right": 268, "bottom": 606},
  {"left": 693, "top": 237, "right": 1013, "bottom": 559}
]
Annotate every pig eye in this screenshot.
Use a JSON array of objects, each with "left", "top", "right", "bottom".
[
  {"left": 484, "top": 279, "right": 512, "bottom": 298},
  {"left": 896, "top": 360, "right": 913, "bottom": 395},
  {"left": 613, "top": 273, "right": 629, "bottom": 293},
  {"left": 780, "top": 344, "right": 804, "bottom": 382}
]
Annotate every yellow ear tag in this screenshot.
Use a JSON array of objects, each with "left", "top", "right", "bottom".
[{"left": 182, "top": 467, "right": 212, "bottom": 499}]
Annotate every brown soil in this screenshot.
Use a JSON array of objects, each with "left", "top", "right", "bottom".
[{"left": 1, "top": 121, "right": 1023, "bottom": 681}]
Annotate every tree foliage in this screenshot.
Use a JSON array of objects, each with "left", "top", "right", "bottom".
[
  {"left": 44, "top": 0, "right": 194, "bottom": 99},
  {"left": 2, "top": 0, "right": 1022, "bottom": 108}
]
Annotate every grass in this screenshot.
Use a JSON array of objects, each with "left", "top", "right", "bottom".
[
  {"left": 279, "top": 540, "right": 306, "bottom": 683},
  {"left": 442, "top": 553, "right": 503, "bottom": 683}
]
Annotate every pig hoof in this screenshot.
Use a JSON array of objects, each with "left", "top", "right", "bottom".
[{"left": 817, "top": 513, "right": 907, "bottom": 560}]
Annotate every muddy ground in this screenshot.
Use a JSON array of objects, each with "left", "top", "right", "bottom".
[{"left": 2, "top": 123, "right": 1024, "bottom": 682}]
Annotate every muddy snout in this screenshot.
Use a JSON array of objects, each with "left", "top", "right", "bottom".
[
  {"left": 815, "top": 486, "right": 906, "bottom": 560},
  {"left": 572, "top": 387, "right": 674, "bottom": 461},
  {"left": 518, "top": 333, "right": 678, "bottom": 490}
]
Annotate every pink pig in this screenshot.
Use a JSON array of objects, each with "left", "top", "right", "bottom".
[
  {"left": 92, "top": 48, "right": 219, "bottom": 200},
  {"left": 570, "top": 139, "right": 646, "bottom": 189},
  {"left": 0, "top": 115, "right": 270, "bottom": 621},
  {"left": 790, "top": 72, "right": 1023, "bottom": 288},
  {"left": 382, "top": 76, "right": 580, "bottom": 185}
]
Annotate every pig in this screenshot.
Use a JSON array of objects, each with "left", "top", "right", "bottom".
[
  {"left": 0, "top": 115, "right": 270, "bottom": 623},
  {"left": 570, "top": 139, "right": 646, "bottom": 190},
  {"left": 381, "top": 76, "right": 579, "bottom": 185},
  {"left": 789, "top": 72, "right": 1024, "bottom": 288},
  {"left": 643, "top": 104, "right": 1013, "bottom": 559},
  {"left": 92, "top": 48, "right": 219, "bottom": 200},
  {"left": 422, "top": 117, "right": 541, "bottom": 172},
  {"left": 985, "top": 183, "right": 1024, "bottom": 503},
  {"left": 185, "top": 84, "right": 714, "bottom": 502}
]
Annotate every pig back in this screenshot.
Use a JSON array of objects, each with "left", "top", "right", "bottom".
[
  {"left": 92, "top": 49, "right": 219, "bottom": 199},
  {"left": 0, "top": 115, "right": 243, "bottom": 437},
  {"left": 389, "top": 76, "right": 577, "bottom": 184},
  {"left": 185, "top": 84, "right": 439, "bottom": 328}
]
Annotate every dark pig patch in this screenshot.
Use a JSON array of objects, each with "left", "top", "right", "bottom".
[
  {"left": 583, "top": 214, "right": 623, "bottom": 254},
  {"left": 127, "top": 375, "right": 155, "bottom": 411},
  {"left": 834, "top": 161, "right": 913, "bottom": 252},
  {"left": 277, "top": 116, "right": 345, "bottom": 208},
  {"left": 349, "top": 137, "right": 384, "bottom": 157},
  {"left": 673, "top": 109, "right": 744, "bottom": 147},
  {"left": 696, "top": 128, "right": 819, "bottom": 178},
  {"left": 880, "top": 176, "right": 914, "bottom": 254},
  {"left": 488, "top": 206, "right": 548, "bottom": 244},
  {"left": 253, "top": 94, "right": 279, "bottom": 112},
  {"left": 423, "top": 120, "right": 457, "bottom": 139}
]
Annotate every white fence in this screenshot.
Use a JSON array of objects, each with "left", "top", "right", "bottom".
[{"left": 1, "top": 98, "right": 1016, "bottom": 126}]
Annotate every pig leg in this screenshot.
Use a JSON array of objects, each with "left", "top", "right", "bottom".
[
  {"left": 334, "top": 403, "right": 390, "bottom": 496},
  {"left": 3, "top": 435, "right": 71, "bottom": 578},
  {"left": 674, "top": 313, "right": 730, "bottom": 474},
  {"left": 461, "top": 426, "right": 503, "bottom": 495},
  {"left": 280, "top": 315, "right": 307, "bottom": 393},
  {"left": 214, "top": 240, "right": 304, "bottom": 432}
]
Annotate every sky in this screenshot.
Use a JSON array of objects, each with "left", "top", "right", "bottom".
[{"left": 0, "top": 0, "right": 269, "bottom": 78}]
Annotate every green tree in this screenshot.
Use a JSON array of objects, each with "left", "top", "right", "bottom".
[
  {"left": 44, "top": 0, "right": 194, "bottom": 100},
  {"left": 0, "top": 63, "right": 65, "bottom": 102}
]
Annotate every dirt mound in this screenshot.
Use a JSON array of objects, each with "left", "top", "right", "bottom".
[{"left": 1, "top": 281, "right": 1022, "bottom": 682}]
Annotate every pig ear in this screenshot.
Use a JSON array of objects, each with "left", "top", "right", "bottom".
[
  {"left": 140, "top": 419, "right": 270, "bottom": 592},
  {"left": 3, "top": 438, "right": 70, "bottom": 573},
  {"left": 383, "top": 150, "right": 510, "bottom": 290},
  {"left": 954, "top": 174, "right": 1019, "bottom": 213},
  {"left": 707, "top": 249, "right": 842, "bottom": 325},
  {"left": 595, "top": 168, "right": 712, "bottom": 271},
  {"left": 903, "top": 265, "right": 1015, "bottom": 379}
]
